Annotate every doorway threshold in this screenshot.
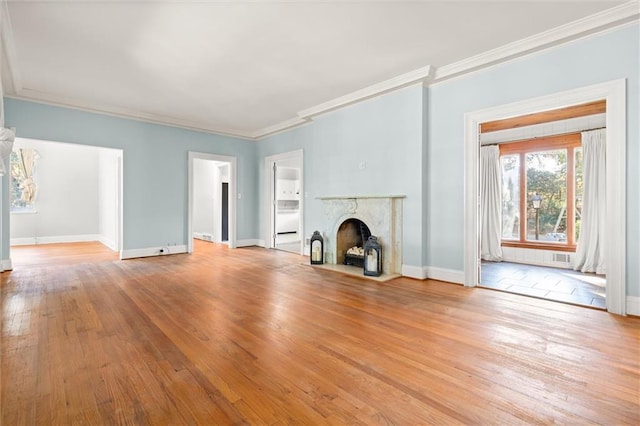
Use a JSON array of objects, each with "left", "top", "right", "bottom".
[{"left": 480, "top": 261, "right": 606, "bottom": 310}]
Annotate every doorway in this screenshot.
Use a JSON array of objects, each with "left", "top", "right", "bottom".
[
  {"left": 264, "top": 150, "right": 303, "bottom": 254},
  {"left": 464, "top": 79, "right": 626, "bottom": 315},
  {"left": 188, "top": 152, "right": 237, "bottom": 252},
  {"left": 477, "top": 101, "right": 607, "bottom": 309},
  {"left": 221, "top": 182, "right": 229, "bottom": 242},
  {"left": 8, "top": 138, "right": 123, "bottom": 261}
]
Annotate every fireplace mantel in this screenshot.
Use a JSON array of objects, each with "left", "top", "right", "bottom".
[
  {"left": 318, "top": 195, "right": 404, "bottom": 276},
  {"left": 318, "top": 195, "right": 406, "bottom": 200}
]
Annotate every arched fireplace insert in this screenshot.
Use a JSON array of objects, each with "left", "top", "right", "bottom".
[{"left": 336, "top": 218, "right": 371, "bottom": 267}]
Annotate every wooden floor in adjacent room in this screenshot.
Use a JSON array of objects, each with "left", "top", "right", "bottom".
[{"left": 2, "top": 241, "right": 639, "bottom": 424}]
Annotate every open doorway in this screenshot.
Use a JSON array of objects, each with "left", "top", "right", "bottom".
[
  {"left": 464, "top": 79, "right": 626, "bottom": 315},
  {"left": 264, "top": 150, "right": 303, "bottom": 254},
  {"left": 477, "top": 101, "right": 607, "bottom": 309},
  {"left": 8, "top": 138, "right": 123, "bottom": 264},
  {"left": 187, "top": 152, "right": 236, "bottom": 253}
]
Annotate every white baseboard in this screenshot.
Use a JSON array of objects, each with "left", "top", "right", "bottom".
[
  {"left": 424, "top": 266, "right": 465, "bottom": 285},
  {"left": 0, "top": 258, "right": 12, "bottom": 272},
  {"left": 237, "top": 239, "right": 262, "bottom": 247},
  {"left": 401, "top": 264, "right": 428, "bottom": 279},
  {"left": 99, "top": 235, "right": 117, "bottom": 251},
  {"left": 121, "top": 245, "right": 187, "bottom": 260},
  {"left": 627, "top": 296, "right": 640, "bottom": 316},
  {"left": 10, "top": 234, "right": 101, "bottom": 246},
  {"left": 193, "top": 232, "right": 215, "bottom": 242},
  {"left": 401, "top": 264, "right": 464, "bottom": 284}
]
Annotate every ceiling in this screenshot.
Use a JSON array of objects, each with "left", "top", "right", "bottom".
[{"left": 1, "top": 1, "right": 634, "bottom": 140}]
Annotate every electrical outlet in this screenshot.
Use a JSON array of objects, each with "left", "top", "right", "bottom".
[{"left": 359, "top": 161, "right": 366, "bottom": 170}]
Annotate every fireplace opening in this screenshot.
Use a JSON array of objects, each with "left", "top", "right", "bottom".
[{"left": 336, "top": 219, "right": 371, "bottom": 267}]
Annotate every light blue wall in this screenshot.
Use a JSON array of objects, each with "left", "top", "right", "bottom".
[
  {"left": 427, "top": 23, "right": 639, "bottom": 295},
  {"left": 3, "top": 23, "right": 637, "bottom": 298},
  {"left": 2, "top": 99, "right": 258, "bottom": 252},
  {"left": 258, "top": 85, "right": 426, "bottom": 267}
]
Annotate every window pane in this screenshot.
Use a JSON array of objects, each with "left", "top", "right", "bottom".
[
  {"left": 501, "top": 155, "right": 520, "bottom": 240},
  {"left": 575, "top": 147, "right": 583, "bottom": 242},
  {"left": 526, "top": 150, "right": 567, "bottom": 243}
]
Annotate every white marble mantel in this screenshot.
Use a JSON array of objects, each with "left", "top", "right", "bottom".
[
  {"left": 318, "top": 195, "right": 404, "bottom": 275},
  {"left": 318, "top": 195, "right": 406, "bottom": 200}
]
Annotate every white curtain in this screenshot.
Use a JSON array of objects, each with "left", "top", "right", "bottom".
[
  {"left": 574, "top": 128, "right": 606, "bottom": 274},
  {"left": 0, "top": 127, "right": 15, "bottom": 176},
  {"left": 14, "top": 148, "right": 39, "bottom": 203},
  {"left": 480, "top": 145, "right": 503, "bottom": 261}
]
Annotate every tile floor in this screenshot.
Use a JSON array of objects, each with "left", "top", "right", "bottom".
[{"left": 480, "top": 261, "right": 606, "bottom": 309}]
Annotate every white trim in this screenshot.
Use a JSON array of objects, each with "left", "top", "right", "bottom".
[
  {"left": 297, "top": 66, "right": 432, "bottom": 120},
  {"left": 264, "top": 150, "right": 304, "bottom": 255},
  {"left": 188, "top": 152, "right": 237, "bottom": 253},
  {"left": 252, "top": 117, "right": 310, "bottom": 140},
  {"left": 0, "top": 258, "right": 12, "bottom": 271},
  {"left": 237, "top": 239, "right": 262, "bottom": 248},
  {"left": 98, "top": 235, "right": 117, "bottom": 251},
  {"left": 464, "top": 79, "right": 627, "bottom": 315},
  {"left": 425, "top": 266, "right": 465, "bottom": 285},
  {"left": 7, "top": 91, "right": 255, "bottom": 141},
  {"left": 121, "top": 245, "right": 187, "bottom": 260},
  {"left": 627, "top": 296, "right": 640, "bottom": 317},
  {"left": 10, "top": 234, "right": 101, "bottom": 246},
  {"left": 401, "top": 264, "right": 428, "bottom": 280},
  {"left": 433, "top": 2, "right": 639, "bottom": 83}
]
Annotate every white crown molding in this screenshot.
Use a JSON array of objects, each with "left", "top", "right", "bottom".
[
  {"left": 433, "top": 1, "right": 640, "bottom": 83},
  {"left": 298, "top": 65, "right": 432, "bottom": 120},
  {"left": 1, "top": 0, "right": 22, "bottom": 94},
  {"left": 253, "top": 65, "right": 432, "bottom": 139},
  {"left": 7, "top": 89, "right": 256, "bottom": 141},
  {"left": 251, "top": 116, "right": 311, "bottom": 140}
]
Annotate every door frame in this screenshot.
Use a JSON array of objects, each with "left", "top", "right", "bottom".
[
  {"left": 464, "top": 79, "right": 626, "bottom": 315},
  {"left": 188, "top": 152, "right": 237, "bottom": 252},
  {"left": 264, "top": 149, "right": 304, "bottom": 253}
]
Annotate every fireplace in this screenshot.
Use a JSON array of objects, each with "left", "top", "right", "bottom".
[
  {"left": 336, "top": 219, "right": 371, "bottom": 267},
  {"left": 319, "top": 195, "right": 404, "bottom": 276}
]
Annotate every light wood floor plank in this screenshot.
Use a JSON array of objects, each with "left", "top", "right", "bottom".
[{"left": 2, "top": 241, "right": 639, "bottom": 424}]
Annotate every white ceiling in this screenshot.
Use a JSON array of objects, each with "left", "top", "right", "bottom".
[{"left": 1, "top": 1, "right": 634, "bottom": 140}]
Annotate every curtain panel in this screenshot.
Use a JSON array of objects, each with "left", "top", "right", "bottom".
[
  {"left": 480, "top": 145, "right": 503, "bottom": 261},
  {"left": 573, "top": 129, "right": 606, "bottom": 274},
  {"left": 15, "top": 149, "right": 39, "bottom": 203}
]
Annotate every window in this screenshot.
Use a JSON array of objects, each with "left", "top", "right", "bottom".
[
  {"left": 10, "top": 149, "right": 39, "bottom": 213},
  {"left": 499, "top": 134, "right": 582, "bottom": 251}
]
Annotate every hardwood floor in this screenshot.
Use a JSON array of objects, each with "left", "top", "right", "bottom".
[{"left": 2, "top": 241, "right": 639, "bottom": 424}]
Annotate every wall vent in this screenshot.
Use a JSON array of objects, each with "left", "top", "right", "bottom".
[{"left": 553, "top": 253, "right": 571, "bottom": 263}]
